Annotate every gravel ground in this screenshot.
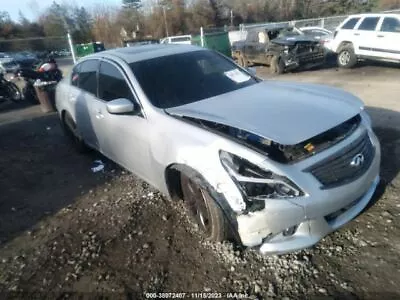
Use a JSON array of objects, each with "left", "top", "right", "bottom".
[{"left": 0, "top": 64, "right": 399, "bottom": 299}]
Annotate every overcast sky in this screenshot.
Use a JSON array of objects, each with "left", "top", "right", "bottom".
[{"left": 2, "top": 0, "right": 123, "bottom": 21}]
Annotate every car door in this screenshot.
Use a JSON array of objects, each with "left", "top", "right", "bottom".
[
  {"left": 244, "top": 31, "right": 259, "bottom": 60},
  {"left": 354, "top": 16, "right": 382, "bottom": 57},
  {"left": 70, "top": 59, "right": 100, "bottom": 149},
  {"left": 91, "top": 60, "right": 152, "bottom": 181},
  {"left": 376, "top": 16, "right": 400, "bottom": 60}
]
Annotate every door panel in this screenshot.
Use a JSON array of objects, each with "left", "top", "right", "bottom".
[
  {"left": 355, "top": 16, "right": 381, "bottom": 57},
  {"left": 376, "top": 17, "right": 400, "bottom": 60},
  {"left": 92, "top": 60, "right": 151, "bottom": 181},
  {"left": 72, "top": 59, "right": 100, "bottom": 149}
]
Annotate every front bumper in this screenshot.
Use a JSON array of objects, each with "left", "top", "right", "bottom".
[{"left": 235, "top": 129, "right": 381, "bottom": 254}]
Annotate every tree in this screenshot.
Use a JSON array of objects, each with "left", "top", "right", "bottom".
[{"left": 72, "top": 7, "right": 93, "bottom": 43}]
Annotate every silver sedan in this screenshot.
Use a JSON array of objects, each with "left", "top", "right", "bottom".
[{"left": 56, "top": 45, "right": 380, "bottom": 254}]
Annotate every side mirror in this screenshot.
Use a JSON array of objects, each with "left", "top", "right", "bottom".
[
  {"left": 106, "top": 98, "right": 135, "bottom": 114},
  {"left": 247, "top": 67, "right": 257, "bottom": 76}
]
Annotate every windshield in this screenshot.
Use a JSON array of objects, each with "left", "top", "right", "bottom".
[
  {"left": 268, "top": 27, "right": 302, "bottom": 40},
  {"left": 129, "top": 50, "right": 258, "bottom": 109}
]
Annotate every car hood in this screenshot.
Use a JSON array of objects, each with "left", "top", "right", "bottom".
[
  {"left": 166, "top": 81, "right": 363, "bottom": 145},
  {"left": 272, "top": 35, "right": 318, "bottom": 45}
]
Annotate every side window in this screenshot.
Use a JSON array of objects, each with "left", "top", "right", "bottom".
[
  {"left": 98, "top": 62, "right": 134, "bottom": 102},
  {"left": 381, "top": 17, "right": 400, "bottom": 32},
  {"left": 247, "top": 31, "right": 258, "bottom": 43},
  {"left": 79, "top": 60, "right": 98, "bottom": 95},
  {"left": 358, "top": 17, "right": 380, "bottom": 31},
  {"left": 341, "top": 17, "right": 361, "bottom": 29},
  {"left": 71, "top": 64, "right": 80, "bottom": 87}
]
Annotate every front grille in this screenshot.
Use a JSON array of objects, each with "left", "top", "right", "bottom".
[{"left": 307, "top": 132, "right": 375, "bottom": 189}]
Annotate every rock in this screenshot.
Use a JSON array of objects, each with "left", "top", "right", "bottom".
[
  {"left": 143, "top": 243, "right": 149, "bottom": 249},
  {"left": 336, "top": 246, "right": 343, "bottom": 252},
  {"left": 162, "top": 215, "right": 168, "bottom": 221},
  {"left": 381, "top": 211, "right": 392, "bottom": 217},
  {"left": 318, "top": 288, "right": 327, "bottom": 294},
  {"left": 358, "top": 240, "right": 368, "bottom": 247},
  {"left": 230, "top": 266, "right": 235, "bottom": 272}
]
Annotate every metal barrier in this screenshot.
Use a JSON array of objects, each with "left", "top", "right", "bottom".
[{"left": 241, "top": 9, "right": 400, "bottom": 31}]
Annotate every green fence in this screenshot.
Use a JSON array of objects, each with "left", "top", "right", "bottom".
[{"left": 192, "top": 32, "right": 231, "bottom": 58}]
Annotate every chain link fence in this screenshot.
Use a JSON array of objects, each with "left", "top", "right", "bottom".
[{"left": 241, "top": 9, "right": 400, "bottom": 31}]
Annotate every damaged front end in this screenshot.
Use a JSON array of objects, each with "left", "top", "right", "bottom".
[
  {"left": 275, "top": 40, "right": 326, "bottom": 71},
  {"left": 182, "top": 114, "right": 361, "bottom": 164}
]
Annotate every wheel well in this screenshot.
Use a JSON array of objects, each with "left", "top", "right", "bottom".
[
  {"left": 338, "top": 41, "right": 353, "bottom": 51},
  {"left": 165, "top": 165, "right": 183, "bottom": 201}
]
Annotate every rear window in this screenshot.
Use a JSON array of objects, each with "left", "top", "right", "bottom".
[
  {"left": 78, "top": 60, "right": 98, "bottom": 95},
  {"left": 341, "top": 17, "right": 360, "bottom": 29},
  {"left": 358, "top": 17, "right": 380, "bottom": 31},
  {"left": 381, "top": 17, "right": 400, "bottom": 32},
  {"left": 130, "top": 50, "right": 258, "bottom": 109}
]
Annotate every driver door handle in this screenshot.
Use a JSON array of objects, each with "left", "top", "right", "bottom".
[
  {"left": 377, "top": 34, "right": 385, "bottom": 38},
  {"left": 354, "top": 33, "right": 360, "bottom": 36}
]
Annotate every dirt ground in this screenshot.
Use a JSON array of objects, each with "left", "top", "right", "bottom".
[{"left": 0, "top": 62, "right": 399, "bottom": 300}]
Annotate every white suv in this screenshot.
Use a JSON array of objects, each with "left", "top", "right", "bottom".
[{"left": 330, "top": 13, "right": 400, "bottom": 68}]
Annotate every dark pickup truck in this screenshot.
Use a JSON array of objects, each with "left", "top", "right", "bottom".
[{"left": 232, "top": 25, "right": 326, "bottom": 73}]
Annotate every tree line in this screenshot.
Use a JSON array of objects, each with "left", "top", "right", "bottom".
[{"left": 0, "top": 0, "right": 399, "bottom": 51}]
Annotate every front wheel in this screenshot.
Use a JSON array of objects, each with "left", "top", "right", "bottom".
[
  {"left": 270, "top": 56, "right": 285, "bottom": 74},
  {"left": 181, "top": 174, "right": 229, "bottom": 242},
  {"left": 337, "top": 46, "right": 357, "bottom": 68},
  {"left": 5, "top": 82, "right": 22, "bottom": 102}
]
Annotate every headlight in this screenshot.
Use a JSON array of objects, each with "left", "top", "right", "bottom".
[
  {"left": 219, "top": 151, "right": 303, "bottom": 206},
  {"left": 360, "top": 109, "right": 372, "bottom": 127}
]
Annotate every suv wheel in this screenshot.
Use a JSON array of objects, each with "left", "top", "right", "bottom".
[
  {"left": 180, "top": 174, "right": 229, "bottom": 242},
  {"left": 238, "top": 52, "right": 248, "bottom": 68},
  {"left": 270, "top": 56, "right": 285, "bottom": 74},
  {"left": 337, "top": 45, "right": 357, "bottom": 68}
]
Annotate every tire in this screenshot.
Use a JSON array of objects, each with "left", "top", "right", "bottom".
[
  {"left": 5, "top": 82, "right": 22, "bottom": 102},
  {"left": 238, "top": 52, "right": 248, "bottom": 68},
  {"left": 62, "top": 112, "right": 89, "bottom": 153},
  {"left": 337, "top": 45, "right": 357, "bottom": 68},
  {"left": 180, "top": 174, "right": 229, "bottom": 242},
  {"left": 270, "top": 55, "right": 285, "bottom": 74}
]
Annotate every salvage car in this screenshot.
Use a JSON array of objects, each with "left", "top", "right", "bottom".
[
  {"left": 232, "top": 24, "right": 326, "bottom": 73},
  {"left": 56, "top": 45, "right": 380, "bottom": 254}
]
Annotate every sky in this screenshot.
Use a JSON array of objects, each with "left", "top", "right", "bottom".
[{"left": 1, "top": 0, "right": 123, "bottom": 21}]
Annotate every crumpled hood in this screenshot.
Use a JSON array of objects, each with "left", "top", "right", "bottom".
[
  {"left": 272, "top": 35, "right": 318, "bottom": 46},
  {"left": 166, "top": 81, "right": 363, "bottom": 145}
]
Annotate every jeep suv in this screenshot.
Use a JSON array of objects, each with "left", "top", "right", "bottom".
[{"left": 330, "top": 13, "right": 400, "bottom": 68}]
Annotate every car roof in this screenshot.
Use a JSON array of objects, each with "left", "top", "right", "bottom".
[
  {"left": 346, "top": 13, "right": 400, "bottom": 18},
  {"left": 248, "top": 23, "right": 292, "bottom": 32},
  {"left": 86, "top": 44, "right": 205, "bottom": 64}
]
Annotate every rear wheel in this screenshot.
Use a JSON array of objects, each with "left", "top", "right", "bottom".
[
  {"left": 23, "top": 85, "right": 39, "bottom": 104},
  {"left": 180, "top": 174, "right": 229, "bottom": 242},
  {"left": 337, "top": 45, "right": 357, "bottom": 68},
  {"left": 62, "top": 112, "right": 89, "bottom": 153}
]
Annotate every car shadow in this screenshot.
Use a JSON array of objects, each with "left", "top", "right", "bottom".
[
  {"left": 0, "top": 113, "right": 112, "bottom": 246},
  {"left": 362, "top": 106, "right": 400, "bottom": 212}
]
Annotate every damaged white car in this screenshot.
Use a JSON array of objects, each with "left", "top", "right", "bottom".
[{"left": 56, "top": 45, "right": 381, "bottom": 254}]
